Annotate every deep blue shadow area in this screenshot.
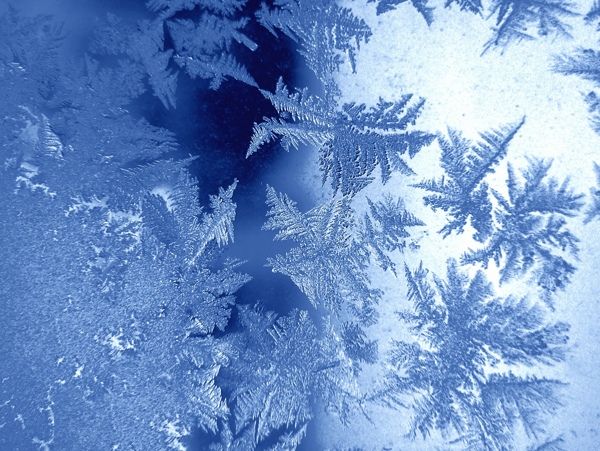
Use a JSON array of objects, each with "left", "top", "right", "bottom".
[{"left": 135, "top": 2, "right": 317, "bottom": 319}]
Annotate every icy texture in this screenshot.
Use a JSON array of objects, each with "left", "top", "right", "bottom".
[
  {"left": 256, "top": 0, "right": 371, "bottom": 89},
  {"left": 0, "top": 0, "right": 596, "bottom": 450},
  {"left": 413, "top": 118, "right": 524, "bottom": 242},
  {"left": 379, "top": 260, "right": 568, "bottom": 450},
  {"left": 461, "top": 158, "right": 583, "bottom": 300},
  {"left": 91, "top": 0, "right": 256, "bottom": 107},
  {"left": 248, "top": 78, "right": 434, "bottom": 196},
  {"left": 0, "top": 9, "right": 247, "bottom": 450}
]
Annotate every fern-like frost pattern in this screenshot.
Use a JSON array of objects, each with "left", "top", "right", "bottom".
[
  {"left": 249, "top": 78, "right": 434, "bottom": 196},
  {"left": 413, "top": 118, "right": 524, "bottom": 242},
  {"left": 379, "top": 261, "right": 568, "bottom": 450},
  {"left": 0, "top": 1, "right": 594, "bottom": 450},
  {"left": 461, "top": 158, "right": 583, "bottom": 301}
]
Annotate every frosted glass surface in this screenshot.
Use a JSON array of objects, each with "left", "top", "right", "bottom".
[{"left": 1, "top": 1, "right": 598, "bottom": 449}]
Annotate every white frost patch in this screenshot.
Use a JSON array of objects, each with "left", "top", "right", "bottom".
[
  {"left": 39, "top": 114, "right": 64, "bottom": 159},
  {"left": 30, "top": 385, "right": 56, "bottom": 451},
  {"left": 14, "top": 413, "right": 25, "bottom": 429},
  {"left": 73, "top": 364, "right": 84, "bottom": 379},
  {"left": 17, "top": 107, "right": 64, "bottom": 159},
  {"left": 17, "top": 106, "right": 40, "bottom": 149},
  {"left": 66, "top": 195, "right": 109, "bottom": 216},
  {"left": 19, "top": 162, "right": 38, "bottom": 178},
  {"left": 3, "top": 156, "right": 17, "bottom": 169},
  {"left": 105, "top": 330, "right": 136, "bottom": 358},
  {"left": 32, "top": 435, "right": 53, "bottom": 450},
  {"left": 104, "top": 210, "right": 142, "bottom": 228},
  {"left": 104, "top": 209, "right": 143, "bottom": 252},
  {"left": 67, "top": 195, "right": 142, "bottom": 251},
  {"left": 15, "top": 162, "right": 56, "bottom": 197},
  {"left": 151, "top": 185, "right": 175, "bottom": 212},
  {"left": 103, "top": 320, "right": 141, "bottom": 359},
  {"left": 160, "top": 417, "right": 190, "bottom": 451}
]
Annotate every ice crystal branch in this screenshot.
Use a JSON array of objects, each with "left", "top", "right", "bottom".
[
  {"left": 462, "top": 158, "right": 583, "bottom": 301},
  {"left": 484, "top": 0, "right": 578, "bottom": 53},
  {"left": 249, "top": 78, "right": 434, "bottom": 197},
  {"left": 413, "top": 118, "right": 524, "bottom": 242},
  {"left": 378, "top": 260, "right": 569, "bottom": 450},
  {"left": 367, "top": 0, "right": 435, "bottom": 25},
  {"left": 256, "top": 0, "right": 371, "bottom": 90}
]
